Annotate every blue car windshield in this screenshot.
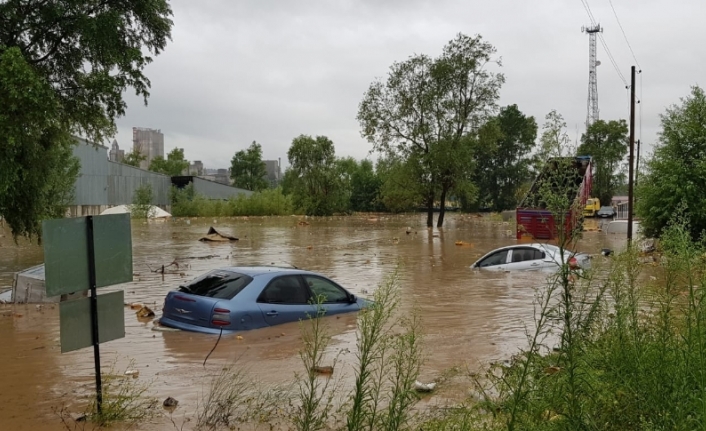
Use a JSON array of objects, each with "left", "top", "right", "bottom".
[{"left": 179, "top": 270, "right": 252, "bottom": 299}]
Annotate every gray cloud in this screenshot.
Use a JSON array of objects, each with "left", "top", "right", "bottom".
[{"left": 113, "top": 0, "right": 706, "bottom": 169}]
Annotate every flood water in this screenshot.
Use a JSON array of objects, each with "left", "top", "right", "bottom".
[{"left": 0, "top": 214, "right": 628, "bottom": 430}]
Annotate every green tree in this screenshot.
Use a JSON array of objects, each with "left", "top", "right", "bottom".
[
  {"left": 286, "top": 135, "right": 344, "bottom": 216},
  {"left": 473, "top": 105, "right": 538, "bottom": 211},
  {"left": 637, "top": 86, "right": 706, "bottom": 240},
  {"left": 350, "top": 159, "right": 383, "bottom": 212},
  {"left": 0, "top": 0, "right": 173, "bottom": 238},
  {"left": 358, "top": 33, "right": 504, "bottom": 227},
  {"left": 123, "top": 148, "right": 147, "bottom": 168},
  {"left": 376, "top": 154, "right": 428, "bottom": 213},
  {"left": 280, "top": 168, "right": 297, "bottom": 197},
  {"left": 533, "top": 110, "right": 573, "bottom": 174},
  {"left": 0, "top": 48, "right": 80, "bottom": 238},
  {"left": 335, "top": 157, "right": 358, "bottom": 213},
  {"left": 577, "top": 119, "right": 629, "bottom": 204},
  {"left": 149, "top": 147, "right": 189, "bottom": 177},
  {"left": 130, "top": 184, "right": 154, "bottom": 219},
  {"left": 230, "top": 141, "right": 269, "bottom": 191}
]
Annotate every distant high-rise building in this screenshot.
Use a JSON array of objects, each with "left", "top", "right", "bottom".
[
  {"left": 132, "top": 127, "right": 164, "bottom": 169},
  {"left": 189, "top": 160, "right": 204, "bottom": 176},
  {"left": 215, "top": 168, "right": 230, "bottom": 185},
  {"left": 264, "top": 158, "right": 282, "bottom": 186},
  {"left": 109, "top": 139, "right": 125, "bottom": 162},
  {"left": 200, "top": 167, "right": 231, "bottom": 185}
]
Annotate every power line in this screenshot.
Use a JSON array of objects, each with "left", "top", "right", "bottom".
[
  {"left": 608, "top": 0, "right": 642, "bottom": 70},
  {"left": 580, "top": 0, "right": 597, "bottom": 24},
  {"left": 598, "top": 34, "right": 628, "bottom": 85}
]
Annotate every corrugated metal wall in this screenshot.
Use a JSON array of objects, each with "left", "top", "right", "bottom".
[
  {"left": 106, "top": 163, "right": 171, "bottom": 205},
  {"left": 73, "top": 138, "right": 170, "bottom": 206},
  {"left": 192, "top": 177, "right": 253, "bottom": 200}
]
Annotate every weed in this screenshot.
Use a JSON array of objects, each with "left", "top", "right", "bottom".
[
  {"left": 343, "top": 267, "right": 426, "bottom": 431},
  {"left": 293, "top": 296, "right": 338, "bottom": 431},
  {"left": 90, "top": 359, "right": 157, "bottom": 427},
  {"left": 55, "top": 359, "right": 156, "bottom": 430},
  {"left": 131, "top": 184, "right": 156, "bottom": 219},
  {"left": 196, "top": 363, "right": 294, "bottom": 430}
]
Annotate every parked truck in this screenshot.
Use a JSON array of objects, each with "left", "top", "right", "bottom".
[
  {"left": 583, "top": 197, "right": 600, "bottom": 217},
  {"left": 516, "top": 156, "right": 593, "bottom": 241}
]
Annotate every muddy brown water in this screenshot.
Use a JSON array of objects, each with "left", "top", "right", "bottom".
[{"left": 0, "top": 214, "right": 628, "bottom": 430}]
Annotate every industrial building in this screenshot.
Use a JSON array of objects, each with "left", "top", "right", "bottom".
[
  {"left": 109, "top": 139, "right": 125, "bottom": 162},
  {"left": 264, "top": 159, "right": 282, "bottom": 186},
  {"left": 202, "top": 168, "right": 231, "bottom": 185},
  {"left": 171, "top": 176, "right": 253, "bottom": 199},
  {"left": 69, "top": 138, "right": 171, "bottom": 216},
  {"left": 68, "top": 137, "right": 253, "bottom": 216},
  {"left": 132, "top": 127, "right": 164, "bottom": 170},
  {"left": 189, "top": 160, "right": 204, "bottom": 176}
]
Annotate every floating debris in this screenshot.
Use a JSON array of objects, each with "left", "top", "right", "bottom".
[
  {"left": 414, "top": 380, "right": 437, "bottom": 392},
  {"left": 124, "top": 369, "right": 140, "bottom": 378},
  {"left": 199, "top": 227, "right": 238, "bottom": 242},
  {"left": 313, "top": 365, "right": 334, "bottom": 375},
  {"left": 136, "top": 306, "right": 155, "bottom": 318}
]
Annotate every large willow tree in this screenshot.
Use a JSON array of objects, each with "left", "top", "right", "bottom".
[{"left": 358, "top": 33, "right": 504, "bottom": 227}]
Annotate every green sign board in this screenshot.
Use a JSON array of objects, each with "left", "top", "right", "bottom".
[
  {"left": 59, "top": 290, "right": 126, "bottom": 353},
  {"left": 43, "top": 214, "right": 133, "bottom": 297}
]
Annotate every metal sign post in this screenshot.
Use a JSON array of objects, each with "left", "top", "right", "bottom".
[
  {"left": 43, "top": 213, "right": 133, "bottom": 413},
  {"left": 86, "top": 216, "right": 103, "bottom": 413}
]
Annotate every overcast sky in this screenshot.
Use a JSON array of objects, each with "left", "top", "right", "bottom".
[{"left": 112, "top": 0, "right": 705, "bottom": 169}]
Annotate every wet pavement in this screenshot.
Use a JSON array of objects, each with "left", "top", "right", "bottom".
[{"left": 0, "top": 214, "right": 628, "bottom": 430}]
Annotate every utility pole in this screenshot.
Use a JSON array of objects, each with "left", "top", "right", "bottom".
[
  {"left": 627, "top": 66, "right": 636, "bottom": 243},
  {"left": 582, "top": 24, "right": 603, "bottom": 128}
]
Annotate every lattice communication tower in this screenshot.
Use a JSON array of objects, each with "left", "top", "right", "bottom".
[{"left": 582, "top": 24, "right": 603, "bottom": 128}]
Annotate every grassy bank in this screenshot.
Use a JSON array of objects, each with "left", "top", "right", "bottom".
[{"left": 170, "top": 185, "right": 295, "bottom": 217}]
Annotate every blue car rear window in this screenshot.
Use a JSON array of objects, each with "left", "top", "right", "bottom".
[{"left": 178, "top": 270, "right": 252, "bottom": 299}]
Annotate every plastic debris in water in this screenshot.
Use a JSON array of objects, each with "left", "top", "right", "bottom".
[{"left": 414, "top": 380, "right": 437, "bottom": 392}]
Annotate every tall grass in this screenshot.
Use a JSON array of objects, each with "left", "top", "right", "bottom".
[
  {"left": 171, "top": 185, "right": 295, "bottom": 217},
  {"left": 291, "top": 267, "right": 425, "bottom": 431},
  {"left": 420, "top": 164, "right": 706, "bottom": 430},
  {"left": 92, "top": 368, "right": 156, "bottom": 427},
  {"left": 294, "top": 298, "right": 338, "bottom": 431},
  {"left": 195, "top": 363, "right": 293, "bottom": 430}
]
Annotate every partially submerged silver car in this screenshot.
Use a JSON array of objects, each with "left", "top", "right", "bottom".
[{"left": 470, "top": 243, "right": 591, "bottom": 272}]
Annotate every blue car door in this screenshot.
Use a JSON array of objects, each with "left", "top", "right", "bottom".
[
  {"left": 257, "top": 275, "right": 318, "bottom": 326},
  {"left": 303, "top": 275, "right": 359, "bottom": 316}
]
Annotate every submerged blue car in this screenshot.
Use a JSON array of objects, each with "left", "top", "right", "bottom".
[{"left": 159, "top": 266, "right": 368, "bottom": 334}]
